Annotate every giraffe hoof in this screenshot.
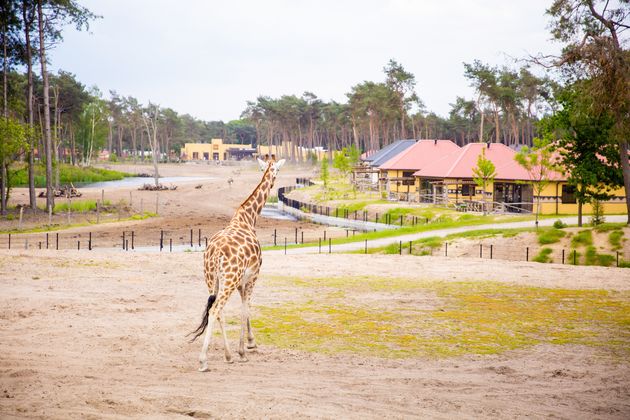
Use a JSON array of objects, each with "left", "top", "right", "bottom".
[
  {"left": 225, "top": 357, "right": 234, "bottom": 364},
  {"left": 238, "top": 356, "right": 249, "bottom": 363},
  {"left": 198, "top": 363, "right": 209, "bottom": 372},
  {"left": 247, "top": 343, "right": 258, "bottom": 350}
]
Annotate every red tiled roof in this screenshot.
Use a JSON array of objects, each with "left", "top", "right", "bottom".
[
  {"left": 378, "top": 140, "right": 460, "bottom": 170},
  {"left": 414, "top": 142, "right": 566, "bottom": 181}
]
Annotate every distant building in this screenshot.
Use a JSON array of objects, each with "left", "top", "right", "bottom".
[{"left": 180, "top": 139, "right": 254, "bottom": 161}]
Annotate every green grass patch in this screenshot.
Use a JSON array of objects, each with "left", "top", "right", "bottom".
[
  {"left": 571, "top": 230, "right": 593, "bottom": 247},
  {"left": 609, "top": 230, "right": 624, "bottom": 251},
  {"left": 533, "top": 247, "right": 553, "bottom": 263},
  {"left": 584, "top": 246, "right": 616, "bottom": 267},
  {"left": 9, "top": 163, "right": 132, "bottom": 188},
  {"left": 595, "top": 223, "right": 627, "bottom": 233},
  {"left": 53, "top": 199, "right": 112, "bottom": 213},
  {"left": 252, "top": 277, "right": 630, "bottom": 358},
  {"left": 537, "top": 228, "right": 567, "bottom": 245}
]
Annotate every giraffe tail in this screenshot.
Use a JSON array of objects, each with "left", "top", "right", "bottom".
[{"left": 187, "top": 294, "right": 217, "bottom": 343}]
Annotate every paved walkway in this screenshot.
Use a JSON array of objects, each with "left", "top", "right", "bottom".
[{"left": 264, "top": 215, "right": 628, "bottom": 255}]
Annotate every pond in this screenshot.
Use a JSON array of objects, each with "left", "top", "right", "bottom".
[{"left": 80, "top": 176, "right": 214, "bottom": 189}]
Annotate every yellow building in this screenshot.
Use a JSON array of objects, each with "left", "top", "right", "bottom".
[{"left": 180, "top": 139, "right": 254, "bottom": 161}]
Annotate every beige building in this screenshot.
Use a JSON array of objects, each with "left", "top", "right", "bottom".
[{"left": 180, "top": 139, "right": 254, "bottom": 161}]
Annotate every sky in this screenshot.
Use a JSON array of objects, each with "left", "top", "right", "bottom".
[{"left": 50, "top": 0, "right": 562, "bottom": 122}]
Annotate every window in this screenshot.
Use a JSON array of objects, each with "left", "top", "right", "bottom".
[
  {"left": 461, "top": 184, "right": 474, "bottom": 196},
  {"left": 561, "top": 185, "right": 576, "bottom": 204},
  {"left": 192, "top": 152, "right": 199, "bottom": 159},
  {"left": 402, "top": 171, "right": 415, "bottom": 186}
]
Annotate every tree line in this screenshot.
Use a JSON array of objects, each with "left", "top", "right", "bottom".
[{"left": 241, "top": 60, "right": 553, "bottom": 161}]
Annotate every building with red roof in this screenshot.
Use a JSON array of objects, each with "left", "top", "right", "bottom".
[
  {"left": 377, "top": 139, "right": 460, "bottom": 200},
  {"left": 412, "top": 142, "right": 625, "bottom": 215}
]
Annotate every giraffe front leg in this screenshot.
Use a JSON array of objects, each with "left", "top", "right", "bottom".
[{"left": 217, "top": 312, "right": 234, "bottom": 364}]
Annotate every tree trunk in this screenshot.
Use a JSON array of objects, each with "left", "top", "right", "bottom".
[
  {"left": 37, "top": 0, "right": 54, "bottom": 211},
  {"left": 23, "top": 1, "right": 37, "bottom": 210}
]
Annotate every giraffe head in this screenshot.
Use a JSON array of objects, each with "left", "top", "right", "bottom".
[{"left": 257, "top": 154, "right": 286, "bottom": 178}]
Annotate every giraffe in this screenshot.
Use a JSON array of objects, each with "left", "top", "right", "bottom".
[{"left": 190, "top": 155, "right": 285, "bottom": 372}]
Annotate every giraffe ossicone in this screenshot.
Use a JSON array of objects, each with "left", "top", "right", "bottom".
[{"left": 190, "top": 156, "right": 285, "bottom": 372}]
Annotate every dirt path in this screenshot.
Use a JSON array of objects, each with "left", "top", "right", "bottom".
[{"left": 1, "top": 250, "right": 629, "bottom": 418}]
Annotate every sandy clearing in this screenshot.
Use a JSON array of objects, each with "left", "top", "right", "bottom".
[{"left": 1, "top": 250, "right": 629, "bottom": 419}]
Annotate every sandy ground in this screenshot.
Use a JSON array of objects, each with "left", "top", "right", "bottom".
[{"left": 1, "top": 250, "right": 629, "bottom": 419}]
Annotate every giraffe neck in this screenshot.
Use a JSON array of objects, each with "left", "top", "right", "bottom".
[{"left": 233, "top": 166, "right": 274, "bottom": 227}]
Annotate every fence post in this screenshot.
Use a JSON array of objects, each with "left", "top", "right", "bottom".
[
  {"left": 301, "top": 231, "right": 304, "bottom": 244},
  {"left": 329, "top": 238, "right": 331, "bottom": 254},
  {"left": 323, "top": 230, "right": 326, "bottom": 241},
  {"left": 573, "top": 249, "right": 577, "bottom": 265},
  {"left": 56, "top": 233, "right": 58, "bottom": 250},
  {"left": 319, "top": 238, "right": 321, "bottom": 254},
  {"left": 170, "top": 238, "right": 173, "bottom": 252},
  {"left": 160, "top": 230, "right": 164, "bottom": 251},
  {"left": 295, "top": 228, "right": 298, "bottom": 244},
  {"left": 375, "top": 213, "right": 379, "bottom": 224},
  {"left": 89, "top": 232, "right": 92, "bottom": 251},
  {"left": 409, "top": 241, "right": 412, "bottom": 255},
  {"left": 198, "top": 229, "right": 201, "bottom": 247},
  {"left": 8, "top": 233, "right": 10, "bottom": 249},
  {"left": 562, "top": 249, "right": 565, "bottom": 264},
  {"left": 122, "top": 231, "right": 126, "bottom": 250},
  {"left": 445, "top": 242, "right": 448, "bottom": 257},
  {"left": 365, "top": 239, "right": 368, "bottom": 254},
  {"left": 190, "top": 229, "right": 193, "bottom": 247},
  {"left": 526, "top": 247, "right": 529, "bottom": 261},
  {"left": 617, "top": 252, "right": 620, "bottom": 267},
  {"left": 400, "top": 215, "right": 403, "bottom": 226},
  {"left": 274, "top": 229, "right": 277, "bottom": 246},
  {"left": 490, "top": 244, "right": 493, "bottom": 259},
  {"left": 46, "top": 233, "right": 49, "bottom": 249},
  {"left": 479, "top": 244, "right": 483, "bottom": 258},
  {"left": 77, "top": 240, "right": 80, "bottom": 250},
  {"left": 284, "top": 237, "right": 287, "bottom": 255},
  {"left": 131, "top": 231, "right": 135, "bottom": 250},
  {"left": 399, "top": 241, "right": 402, "bottom": 255}
]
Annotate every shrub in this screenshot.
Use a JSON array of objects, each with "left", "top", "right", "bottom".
[
  {"left": 584, "top": 246, "right": 615, "bottom": 267},
  {"left": 533, "top": 247, "right": 553, "bottom": 263},
  {"left": 109, "top": 152, "right": 118, "bottom": 162},
  {"left": 571, "top": 230, "right": 593, "bottom": 247},
  {"left": 608, "top": 230, "right": 624, "bottom": 250},
  {"left": 553, "top": 219, "right": 567, "bottom": 229}
]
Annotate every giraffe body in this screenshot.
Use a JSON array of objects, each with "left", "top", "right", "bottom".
[{"left": 192, "top": 157, "right": 285, "bottom": 372}]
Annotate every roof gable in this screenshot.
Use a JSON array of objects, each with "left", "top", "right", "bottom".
[{"left": 378, "top": 140, "right": 460, "bottom": 170}]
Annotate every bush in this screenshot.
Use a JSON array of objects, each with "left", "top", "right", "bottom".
[
  {"left": 109, "top": 152, "right": 118, "bottom": 162},
  {"left": 533, "top": 247, "right": 553, "bottom": 263},
  {"left": 553, "top": 219, "right": 567, "bottom": 229},
  {"left": 608, "top": 230, "right": 624, "bottom": 250},
  {"left": 571, "top": 230, "right": 593, "bottom": 247}
]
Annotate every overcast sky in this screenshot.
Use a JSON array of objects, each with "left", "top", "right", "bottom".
[{"left": 50, "top": 0, "right": 561, "bottom": 122}]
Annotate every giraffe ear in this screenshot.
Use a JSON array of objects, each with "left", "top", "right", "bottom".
[
  {"left": 273, "top": 159, "right": 286, "bottom": 171},
  {"left": 257, "top": 158, "right": 267, "bottom": 171}
]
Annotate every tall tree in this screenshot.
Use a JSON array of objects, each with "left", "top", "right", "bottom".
[
  {"left": 384, "top": 59, "right": 417, "bottom": 139},
  {"left": 545, "top": 0, "right": 630, "bottom": 223},
  {"left": 36, "top": 0, "right": 96, "bottom": 211}
]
